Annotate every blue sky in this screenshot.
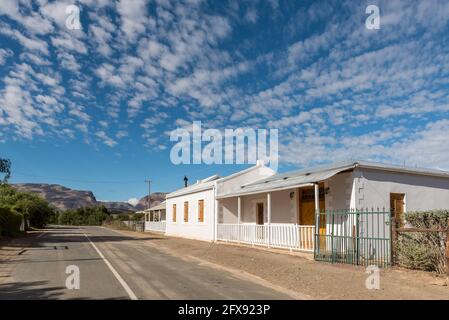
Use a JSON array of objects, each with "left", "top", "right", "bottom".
[{"left": 1, "top": 0, "right": 449, "bottom": 203}]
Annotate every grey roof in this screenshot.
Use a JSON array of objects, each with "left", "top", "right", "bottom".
[
  {"left": 166, "top": 175, "right": 220, "bottom": 199},
  {"left": 136, "top": 201, "right": 166, "bottom": 213},
  {"left": 149, "top": 201, "right": 166, "bottom": 211},
  {"left": 217, "top": 160, "right": 449, "bottom": 198}
]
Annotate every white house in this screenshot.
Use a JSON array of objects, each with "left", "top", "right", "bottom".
[
  {"left": 152, "top": 159, "right": 449, "bottom": 265},
  {"left": 165, "top": 161, "right": 275, "bottom": 241},
  {"left": 215, "top": 160, "right": 449, "bottom": 257},
  {"left": 143, "top": 201, "right": 166, "bottom": 233}
]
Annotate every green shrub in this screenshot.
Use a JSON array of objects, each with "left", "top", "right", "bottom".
[
  {"left": 396, "top": 210, "right": 448, "bottom": 274},
  {"left": 0, "top": 207, "right": 23, "bottom": 237},
  {"left": 0, "top": 184, "right": 56, "bottom": 229},
  {"left": 58, "top": 206, "right": 109, "bottom": 226}
]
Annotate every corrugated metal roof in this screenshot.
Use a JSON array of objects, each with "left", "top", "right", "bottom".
[
  {"left": 166, "top": 175, "right": 220, "bottom": 198},
  {"left": 354, "top": 160, "right": 449, "bottom": 178},
  {"left": 217, "top": 159, "right": 449, "bottom": 198},
  {"left": 149, "top": 201, "right": 166, "bottom": 211},
  {"left": 218, "top": 165, "right": 354, "bottom": 198}
]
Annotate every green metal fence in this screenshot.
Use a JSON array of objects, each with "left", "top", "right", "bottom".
[{"left": 314, "top": 209, "right": 391, "bottom": 268}]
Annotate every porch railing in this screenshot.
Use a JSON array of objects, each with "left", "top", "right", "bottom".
[
  {"left": 145, "top": 220, "right": 166, "bottom": 233},
  {"left": 217, "top": 223, "right": 315, "bottom": 252}
]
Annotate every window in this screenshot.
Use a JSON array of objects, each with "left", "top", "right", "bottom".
[
  {"left": 184, "top": 201, "right": 189, "bottom": 222},
  {"left": 172, "top": 204, "right": 177, "bottom": 222},
  {"left": 198, "top": 200, "right": 204, "bottom": 222}
]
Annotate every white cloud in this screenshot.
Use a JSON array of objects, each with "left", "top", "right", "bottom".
[
  {"left": 117, "top": 0, "right": 152, "bottom": 42},
  {"left": 0, "top": 24, "right": 49, "bottom": 55},
  {"left": 244, "top": 8, "right": 258, "bottom": 24},
  {"left": 0, "top": 48, "right": 13, "bottom": 65},
  {"left": 127, "top": 198, "right": 139, "bottom": 206},
  {"left": 96, "top": 130, "right": 117, "bottom": 147}
]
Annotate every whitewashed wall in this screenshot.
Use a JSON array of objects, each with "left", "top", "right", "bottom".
[
  {"left": 216, "top": 165, "right": 275, "bottom": 197},
  {"left": 354, "top": 168, "right": 449, "bottom": 210},
  {"left": 165, "top": 188, "right": 216, "bottom": 241},
  {"left": 326, "top": 171, "right": 355, "bottom": 210},
  {"left": 219, "top": 197, "right": 238, "bottom": 223},
  {"left": 219, "top": 189, "right": 298, "bottom": 224}
]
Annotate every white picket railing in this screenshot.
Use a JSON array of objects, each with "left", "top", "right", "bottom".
[
  {"left": 145, "top": 221, "right": 166, "bottom": 233},
  {"left": 217, "top": 223, "right": 315, "bottom": 252}
]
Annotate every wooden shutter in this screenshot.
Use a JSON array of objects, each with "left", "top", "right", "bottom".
[
  {"left": 198, "top": 200, "right": 204, "bottom": 222},
  {"left": 184, "top": 201, "right": 189, "bottom": 222},
  {"left": 172, "top": 204, "right": 176, "bottom": 222}
]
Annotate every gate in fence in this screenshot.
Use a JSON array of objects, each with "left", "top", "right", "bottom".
[{"left": 314, "top": 209, "right": 391, "bottom": 267}]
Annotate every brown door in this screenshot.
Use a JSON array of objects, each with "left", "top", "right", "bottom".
[
  {"left": 256, "top": 203, "right": 264, "bottom": 225},
  {"left": 390, "top": 193, "right": 405, "bottom": 227},
  {"left": 299, "top": 186, "right": 326, "bottom": 250},
  {"left": 298, "top": 187, "right": 325, "bottom": 226}
]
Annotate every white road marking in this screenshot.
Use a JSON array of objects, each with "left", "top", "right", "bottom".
[{"left": 83, "top": 232, "right": 138, "bottom": 300}]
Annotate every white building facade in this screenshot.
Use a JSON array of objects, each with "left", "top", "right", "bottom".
[
  {"left": 215, "top": 160, "right": 449, "bottom": 253},
  {"left": 152, "top": 160, "right": 449, "bottom": 257},
  {"left": 165, "top": 161, "right": 275, "bottom": 241}
]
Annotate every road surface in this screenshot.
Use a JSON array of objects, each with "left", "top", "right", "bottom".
[{"left": 0, "top": 226, "right": 295, "bottom": 300}]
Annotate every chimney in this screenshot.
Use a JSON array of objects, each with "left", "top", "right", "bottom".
[{"left": 183, "top": 176, "right": 188, "bottom": 188}]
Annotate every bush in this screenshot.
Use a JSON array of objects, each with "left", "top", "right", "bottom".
[
  {"left": 0, "top": 184, "right": 56, "bottom": 230},
  {"left": 0, "top": 207, "right": 23, "bottom": 237},
  {"left": 58, "top": 206, "right": 109, "bottom": 226},
  {"left": 396, "top": 210, "right": 448, "bottom": 274}
]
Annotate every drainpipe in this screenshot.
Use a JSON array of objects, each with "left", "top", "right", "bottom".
[
  {"left": 314, "top": 183, "right": 320, "bottom": 252},
  {"left": 214, "top": 181, "right": 218, "bottom": 242},
  {"left": 237, "top": 196, "right": 241, "bottom": 243},
  {"left": 267, "top": 192, "right": 272, "bottom": 248}
]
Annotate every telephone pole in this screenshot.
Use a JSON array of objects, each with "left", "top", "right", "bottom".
[{"left": 144, "top": 179, "right": 152, "bottom": 210}]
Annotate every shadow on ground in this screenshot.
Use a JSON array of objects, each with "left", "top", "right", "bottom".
[
  {"left": 1, "top": 225, "right": 164, "bottom": 250},
  {"left": 0, "top": 280, "right": 126, "bottom": 300},
  {"left": 0, "top": 280, "right": 67, "bottom": 300}
]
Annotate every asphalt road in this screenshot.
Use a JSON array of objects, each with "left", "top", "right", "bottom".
[{"left": 0, "top": 226, "right": 294, "bottom": 300}]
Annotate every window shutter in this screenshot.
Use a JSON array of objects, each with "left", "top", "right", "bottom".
[
  {"left": 184, "top": 201, "right": 189, "bottom": 222},
  {"left": 198, "top": 200, "right": 204, "bottom": 222},
  {"left": 173, "top": 204, "right": 176, "bottom": 222}
]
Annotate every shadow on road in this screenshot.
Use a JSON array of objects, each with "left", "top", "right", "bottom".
[
  {"left": 4, "top": 226, "right": 164, "bottom": 249},
  {"left": 0, "top": 280, "right": 126, "bottom": 300},
  {"left": 0, "top": 280, "right": 67, "bottom": 300}
]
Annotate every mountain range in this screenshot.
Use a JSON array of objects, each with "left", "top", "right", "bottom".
[{"left": 12, "top": 183, "right": 166, "bottom": 213}]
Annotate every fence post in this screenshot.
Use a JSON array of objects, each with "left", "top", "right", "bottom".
[
  {"left": 391, "top": 217, "right": 398, "bottom": 266},
  {"left": 446, "top": 218, "right": 449, "bottom": 276}
]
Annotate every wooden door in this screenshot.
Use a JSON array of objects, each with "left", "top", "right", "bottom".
[
  {"left": 299, "top": 186, "right": 326, "bottom": 249},
  {"left": 256, "top": 203, "right": 264, "bottom": 225},
  {"left": 298, "top": 187, "right": 325, "bottom": 226},
  {"left": 390, "top": 193, "right": 405, "bottom": 227}
]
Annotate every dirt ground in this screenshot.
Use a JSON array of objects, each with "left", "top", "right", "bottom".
[{"left": 108, "top": 227, "right": 449, "bottom": 300}]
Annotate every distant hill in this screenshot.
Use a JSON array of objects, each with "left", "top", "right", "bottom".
[
  {"left": 11, "top": 183, "right": 167, "bottom": 214},
  {"left": 97, "top": 201, "right": 136, "bottom": 213},
  {"left": 135, "top": 192, "right": 166, "bottom": 210}
]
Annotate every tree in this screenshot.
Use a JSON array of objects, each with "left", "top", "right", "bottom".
[
  {"left": 0, "top": 158, "right": 11, "bottom": 184},
  {"left": 58, "top": 205, "right": 109, "bottom": 226},
  {"left": 0, "top": 184, "right": 56, "bottom": 229}
]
